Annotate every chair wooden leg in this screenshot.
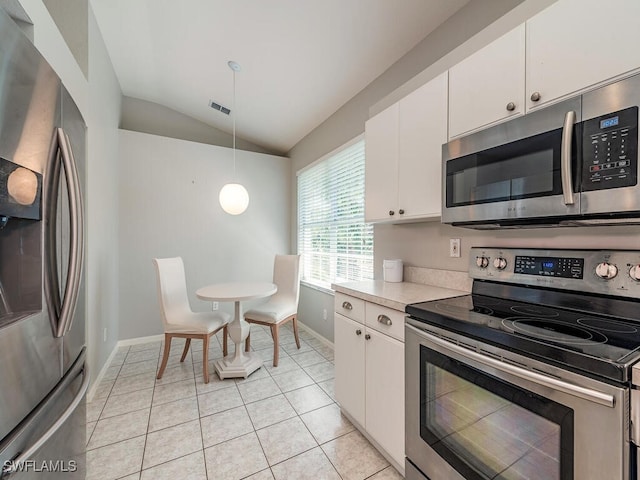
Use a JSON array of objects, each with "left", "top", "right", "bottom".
[
  {"left": 271, "top": 324, "right": 280, "bottom": 367},
  {"left": 292, "top": 315, "right": 301, "bottom": 349},
  {"left": 245, "top": 331, "right": 251, "bottom": 352},
  {"left": 157, "top": 333, "right": 172, "bottom": 379},
  {"left": 180, "top": 338, "right": 191, "bottom": 362},
  {"left": 202, "top": 334, "right": 210, "bottom": 384},
  {"left": 223, "top": 325, "right": 228, "bottom": 357}
]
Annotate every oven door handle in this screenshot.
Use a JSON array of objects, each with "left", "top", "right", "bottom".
[
  {"left": 408, "top": 324, "right": 615, "bottom": 408},
  {"left": 561, "top": 110, "right": 576, "bottom": 206}
]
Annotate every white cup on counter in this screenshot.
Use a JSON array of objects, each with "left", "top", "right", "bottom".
[{"left": 383, "top": 259, "right": 403, "bottom": 282}]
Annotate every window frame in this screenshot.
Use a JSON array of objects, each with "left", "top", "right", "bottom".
[{"left": 296, "top": 134, "right": 373, "bottom": 291}]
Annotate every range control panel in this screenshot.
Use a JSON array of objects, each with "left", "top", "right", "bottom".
[
  {"left": 582, "top": 106, "right": 638, "bottom": 191},
  {"left": 470, "top": 247, "right": 640, "bottom": 299},
  {"left": 514, "top": 255, "right": 584, "bottom": 279}
]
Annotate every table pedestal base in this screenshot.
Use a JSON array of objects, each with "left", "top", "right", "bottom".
[{"left": 214, "top": 351, "right": 263, "bottom": 379}]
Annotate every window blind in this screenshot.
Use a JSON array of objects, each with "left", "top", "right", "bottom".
[{"left": 297, "top": 139, "right": 373, "bottom": 289}]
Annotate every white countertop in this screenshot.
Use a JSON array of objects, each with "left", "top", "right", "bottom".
[{"left": 331, "top": 280, "right": 468, "bottom": 311}]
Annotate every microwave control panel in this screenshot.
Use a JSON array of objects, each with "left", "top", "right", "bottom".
[{"left": 582, "top": 106, "right": 638, "bottom": 191}]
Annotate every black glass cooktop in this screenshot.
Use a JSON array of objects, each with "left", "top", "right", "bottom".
[{"left": 407, "top": 291, "right": 640, "bottom": 383}]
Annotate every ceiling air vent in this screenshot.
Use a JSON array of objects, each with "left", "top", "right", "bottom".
[{"left": 209, "top": 100, "right": 230, "bottom": 115}]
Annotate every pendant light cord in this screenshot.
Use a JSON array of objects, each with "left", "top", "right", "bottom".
[{"left": 232, "top": 67, "right": 237, "bottom": 178}]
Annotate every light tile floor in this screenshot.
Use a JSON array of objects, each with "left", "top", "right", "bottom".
[{"left": 86, "top": 324, "right": 404, "bottom": 480}]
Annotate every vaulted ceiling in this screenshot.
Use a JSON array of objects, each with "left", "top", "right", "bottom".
[{"left": 90, "top": 0, "right": 470, "bottom": 154}]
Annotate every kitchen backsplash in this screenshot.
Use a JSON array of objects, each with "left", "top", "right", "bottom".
[{"left": 404, "top": 265, "right": 472, "bottom": 292}]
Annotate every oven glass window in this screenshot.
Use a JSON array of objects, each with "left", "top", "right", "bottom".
[
  {"left": 446, "top": 127, "right": 567, "bottom": 208},
  {"left": 420, "top": 346, "right": 574, "bottom": 480}
]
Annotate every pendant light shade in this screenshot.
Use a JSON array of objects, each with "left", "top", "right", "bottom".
[
  {"left": 219, "top": 60, "right": 249, "bottom": 215},
  {"left": 219, "top": 182, "right": 249, "bottom": 215}
]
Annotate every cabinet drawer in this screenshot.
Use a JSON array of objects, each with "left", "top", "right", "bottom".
[
  {"left": 335, "top": 293, "right": 365, "bottom": 323},
  {"left": 365, "top": 303, "right": 405, "bottom": 342}
]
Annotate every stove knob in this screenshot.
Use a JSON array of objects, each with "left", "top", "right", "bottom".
[
  {"left": 476, "top": 256, "right": 489, "bottom": 268},
  {"left": 493, "top": 257, "right": 507, "bottom": 270},
  {"left": 595, "top": 262, "right": 618, "bottom": 279},
  {"left": 630, "top": 265, "right": 640, "bottom": 281}
]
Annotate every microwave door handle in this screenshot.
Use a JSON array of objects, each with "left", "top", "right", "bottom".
[
  {"left": 55, "top": 128, "right": 84, "bottom": 337},
  {"left": 561, "top": 110, "right": 576, "bottom": 205}
]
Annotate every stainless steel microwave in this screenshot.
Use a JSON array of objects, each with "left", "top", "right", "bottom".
[{"left": 442, "top": 74, "right": 640, "bottom": 228}]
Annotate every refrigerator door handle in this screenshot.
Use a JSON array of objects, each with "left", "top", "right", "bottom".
[
  {"left": 44, "top": 128, "right": 84, "bottom": 338},
  {"left": 1, "top": 354, "right": 88, "bottom": 478},
  {"left": 57, "top": 128, "right": 84, "bottom": 337}
]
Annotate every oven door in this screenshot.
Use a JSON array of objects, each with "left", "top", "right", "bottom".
[
  {"left": 442, "top": 97, "right": 581, "bottom": 226},
  {"left": 405, "top": 321, "right": 630, "bottom": 480}
]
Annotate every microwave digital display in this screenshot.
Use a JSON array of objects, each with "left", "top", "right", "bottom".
[{"left": 600, "top": 116, "right": 619, "bottom": 129}]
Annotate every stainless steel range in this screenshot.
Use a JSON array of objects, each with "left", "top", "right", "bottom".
[{"left": 405, "top": 247, "right": 640, "bottom": 480}]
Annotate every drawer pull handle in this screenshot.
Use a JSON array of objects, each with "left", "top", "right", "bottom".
[
  {"left": 530, "top": 91, "right": 541, "bottom": 102},
  {"left": 377, "top": 314, "right": 392, "bottom": 326},
  {"left": 506, "top": 102, "right": 516, "bottom": 111},
  {"left": 365, "top": 334, "right": 371, "bottom": 340},
  {"left": 356, "top": 329, "right": 362, "bottom": 336},
  {"left": 342, "top": 301, "right": 353, "bottom": 310}
]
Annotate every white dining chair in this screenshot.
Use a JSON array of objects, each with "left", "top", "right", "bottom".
[
  {"left": 244, "top": 254, "right": 302, "bottom": 366},
  {"left": 153, "top": 257, "right": 230, "bottom": 383}
]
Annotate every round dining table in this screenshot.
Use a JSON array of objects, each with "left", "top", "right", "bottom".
[{"left": 196, "top": 282, "right": 277, "bottom": 379}]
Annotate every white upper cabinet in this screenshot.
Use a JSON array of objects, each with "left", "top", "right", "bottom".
[
  {"left": 365, "top": 72, "right": 448, "bottom": 223},
  {"left": 526, "top": 0, "right": 640, "bottom": 111},
  {"left": 398, "top": 71, "right": 448, "bottom": 220},
  {"left": 449, "top": 25, "right": 525, "bottom": 138},
  {"left": 365, "top": 103, "right": 399, "bottom": 223}
]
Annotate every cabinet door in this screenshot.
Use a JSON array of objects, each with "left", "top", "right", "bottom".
[
  {"left": 398, "top": 71, "right": 448, "bottom": 220},
  {"left": 365, "top": 103, "right": 399, "bottom": 222},
  {"left": 365, "top": 328, "right": 405, "bottom": 468},
  {"left": 527, "top": 0, "right": 640, "bottom": 111},
  {"left": 334, "top": 313, "right": 365, "bottom": 426},
  {"left": 449, "top": 24, "right": 525, "bottom": 138}
]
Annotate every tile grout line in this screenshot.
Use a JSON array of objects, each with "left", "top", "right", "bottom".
[
  {"left": 133, "top": 342, "right": 160, "bottom": 478},
  {"left": 88, "top": 326, "right": 343, "bottom": 480}
]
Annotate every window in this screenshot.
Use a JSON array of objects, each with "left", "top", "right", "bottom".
[{"left": 297, "top": 137, "right": 373, "bottom": 289}]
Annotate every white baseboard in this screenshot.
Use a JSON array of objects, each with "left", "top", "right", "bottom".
[
  {"left": 87, "top": 326, "right": 330, "bottom": 403},
  {"left": 297, "top": 320, "right": 334, "bottom": 350},
  {"left": 117, "top": 334, "right": 164, "bottom": 347},
  {"left": 87, "top": 334, "right": 164, "bottom": 402},
  {"left": 87, "top": 344, "right": 119, "bottom": 402}
]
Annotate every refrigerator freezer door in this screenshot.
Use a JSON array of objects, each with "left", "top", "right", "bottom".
[{"left": 0, "top": 349, "right": 87, "bottom": 479}]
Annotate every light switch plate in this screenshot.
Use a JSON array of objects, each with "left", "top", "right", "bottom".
[{"left": 450, "top": 238, "right": 461, "bottom": 257}]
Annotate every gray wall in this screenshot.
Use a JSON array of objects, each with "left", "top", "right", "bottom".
[
  {"left": 120, "top": 96, "right": 276, "bottom": 156},
  {"left": 42, "top": 0, "right": 88, "bottom": 78},
  {"left": 288, "top": 0, "right": 535, "bottom": 342},
  {"left": 117, "top": 130, "right": 291, "bottom": 340},
  {"left": 375, "top": 223, "right": 640, "bottom": 278},
  {"left": 86, "top": 5, "right": 122, "bottom": 381}
]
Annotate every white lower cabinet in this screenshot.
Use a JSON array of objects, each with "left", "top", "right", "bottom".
[
  {"left": 334, "top": 296, "right": 405, "bottom": 471},
  {"left": 363, "top": 328, "right": 404, "bottom": 467},
  {"left": 334, "top": 313, "right": 365, "bottom": 426}
]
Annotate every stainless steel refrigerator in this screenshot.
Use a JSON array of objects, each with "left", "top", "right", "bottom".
[{"left": 0, "top": 7, "right": 88, "bottom": 479}]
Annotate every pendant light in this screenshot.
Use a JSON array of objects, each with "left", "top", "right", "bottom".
[{"left": 219, "top": 60, "right": 249, "bottom": 215}]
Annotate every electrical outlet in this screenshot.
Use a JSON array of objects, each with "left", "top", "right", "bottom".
[
  {"left": 450, "top": 238, "right": 461, "bottom": 258},
  {"left": 212, "top": 302, "right": 219, "bottom": 311},
  {"left": 103, "top": 328, "right": 107, "bottom": 342},
  {"left": 322, "top": 309, "right": 327, "bottom": 321}
]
